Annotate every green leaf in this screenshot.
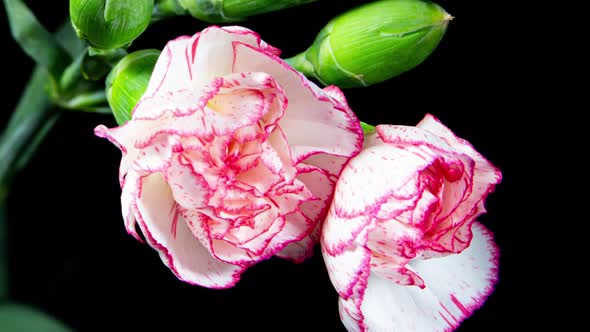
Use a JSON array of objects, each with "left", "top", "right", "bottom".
[
  {"left": 2, "top": 0, "right": 71, "bottom": 77},
  {"left": 0, "top": 67, "right": 53, "bottom": 190},
  {"left": 14, "top": 114, "right": 59, "bottom": 173},
  {"left": 0, "top": 205, "right": 6, "bottom": 300},
  {"left": 0, "top": 303, "right": 73, "bottom": 332},
  {"left": 55, "top": 20, "right": 85, "bottom": 58}
]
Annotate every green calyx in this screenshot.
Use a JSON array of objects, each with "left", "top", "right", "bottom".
[
  {"left": 287, "top": 0, "right": 451, "bottom": 88},
  {"left": 106, "top": 49, "right": 160, "bottom": 125},
  {"left": 178, "top": 0, "right": 315, "bottom": 22},
  {"left": 70, "top": 0, "right": 154, "bottom": 50}
]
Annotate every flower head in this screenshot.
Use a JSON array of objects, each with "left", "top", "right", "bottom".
[
  {"left": 322, "top": 114, "right": 501, "bottom": 331},
  {"left": 95, "top": 26, "right": 363, "bottom": 288}
]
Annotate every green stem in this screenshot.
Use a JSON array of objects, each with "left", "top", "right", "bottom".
[
  {"left": 222, "top": 0, "right": 317, "bottom": 19},
  {"left": 285, "top": 52, "right": 318, "bottom": 81},
  {"left": 62, "top": 90, "right": 108, "bottom": 110},
  {"left": 152, "top": 0, "right": 187, "bottom": 21}
]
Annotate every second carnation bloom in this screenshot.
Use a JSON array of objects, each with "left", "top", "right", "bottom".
[{"left": 95, "top": 26, "right": 363, "bottom": 288}]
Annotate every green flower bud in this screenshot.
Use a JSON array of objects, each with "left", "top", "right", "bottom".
[
  {"left": 106, "top": 49, "right": 160, "bottom": 124},
  {"left": 286, "top": 0, "right": 452, "bottom": 88},
  {"left": 70, "top": 0, "right": 154, "bottom": 50},
  {"left": 177, "top": 0, "right": 316, "bottom": 22}
]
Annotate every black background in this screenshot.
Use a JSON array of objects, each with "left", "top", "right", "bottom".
[{"left": 1, "top": 1, "right": 539, "bottom": 331}]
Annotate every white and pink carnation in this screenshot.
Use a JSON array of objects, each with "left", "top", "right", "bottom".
[
  {"left": 322, "top": 114, "right": 501, "bottom": 331},
  {"left": 95, "top": 26, "right": 363, "bottom": 288}
]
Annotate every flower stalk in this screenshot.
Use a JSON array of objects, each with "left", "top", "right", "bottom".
[{"left": 155, "top": 0, "right": 317, "bottom": 22}]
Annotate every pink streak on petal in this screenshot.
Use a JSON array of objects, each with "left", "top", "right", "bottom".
[
  {"left": 356, "top": 223, "right": 498, "bottom": 332},
  {"left": 166, "top": 154, "right": 210, "bottom": 210}
]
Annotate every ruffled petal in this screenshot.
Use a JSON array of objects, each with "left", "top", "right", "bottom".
[
  {"left": 134, "top": 173, "right": 245, "bottom": 288},
  {"left": 129, "top": 72, "right": 283, "bottom": 147},
  {"left": 322, "top": 143, "right": 435, "bottom": 255},
  {"left": 322, "top": 228, "right": 372, "bottom": 300},
  {"left": 189, "top": 26, "right": 278, "bottom": 85},
  {"left": 232, "top": 42, "right": 363, "bottom": 164},
  {"left": 166, "top": 154, "right": 210, "bottom": 210},
  {"left": 276, "top": 165, "right": 336, "bottom": 262},
  {"left": 416, "top": 114, "right": 502, "bottom": 203},
  {"left": 141, "top": 35, "right": 193, "bottom": 100},
  {"left": 120, "top": 171, "right": 141, "bottom": 241},
  {"left": 356, "top": 223, "right": 498, "bottom": 332},
  {"left": 275, "top": 220, "right": 319, "bottom": 262}
]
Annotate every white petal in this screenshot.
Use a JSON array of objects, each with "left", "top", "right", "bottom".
[
  {"left": 416, "top": 114, "right": 502, "bottom": 188},
  {"left": 141, "top": 35, "right": 193, "bottom": 100},
  {"left": 358, "top": 223, "right": 498, "bottom": 331},
  {"left": 322, "top": 228, "right": 371, "bottom": 299},
  {"left": 232, "top": 42, "right": 363, "bottom": 164},
  {"left": 134, "top": 173, "right": 244, "bottom": 288}
]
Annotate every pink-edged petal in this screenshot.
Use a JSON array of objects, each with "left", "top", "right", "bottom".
[
  {"left": 428, "top": 200, "right": 484, "bottom": 255},
  {"left": 296, "top": 165, "right": 334, "bottom": 223},
  {"left": 134, "top": 173, "right": 245, "bottom": 288},
  {"left": 236, "top": 160, "right": 282, "bottom": 195},
  {"left": 132, "top": 77, "right": 222, "bottom": 121},
  {"left": 95, "top": 123, "right": 137, "bottom": 184},
  {"left": 225, "top": 209, "right": 282, "bottom": 248},
  {"left": 270, "top": 181, "right": 314, "bottom": 216},
  {"left": 120, "top": 171, "right": 141, "bottom": 241},
  {"left": 300, "top": 153, "right": 351, "bottom": 178},
  {"left": 416, "top": 115, "right": 502, "bottom": 204},
  {"left": 356, "top": 223, "right": 498, "bottom": 332},
  {"left": 131, "top": 72, "right": 282, "bottom": 149},
  {"left": 322, "top": 228, "right": 372, "bottom": 300},
  {"left": 181, "top": 209, "right": 255, "bottom": 266},
  {"left": 232, "top": 42, "right": 363, "bottom": 164},
  {"left": 166, "top": 154, "right": 210, "bottom": 210},
  {"left": 368, "top": 220, "right": 423, "bottom": 260},
  {"left": 322, "top": 85, "right": 350, "bottom": 108},
  {"left": 189, "top": 26, "right": 280, "bottom": 85},
  {"left": 322, "top": 210, "right": 372, "bottom": 256},
  {"left": 141, "top": 35, "right": 193, "bottom": 100},
  {"left": 376, "top": 124, "right": 455, "bottom": 152},
  {"left": 417, "top": 114, "right": 501, "bottom": 178},
  {"left": 332, "top": 143, "right": 433, "bottom": 218},
  {"left": 275, "top": 219, "right": 319, "bottom": 263},
  {"left": 231, "top": 215, "right": 286, "bottom": 256},
  {"left": 189, "top": 27, "right": 235, "bottom": 84},
  {"left": 208, "top": 185, "right": 270, "bottom": 222},
  {"left": 339, "top": 267, "right": 370, "bottom": 332},
  {"left": 221, "top": 26, "right": 281, "bottom": 57},
  {"left": 369, "top": 254, "right": 425, "bottom": 289},
  {"left": 322, "top": 145, "right": 433, "bottom": 254},
  {"left": 276, "top": 165, "right": 335, "bottom": 262},
  {"left": 253, "top": 211, "right": 312, "bottom": 258}
]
